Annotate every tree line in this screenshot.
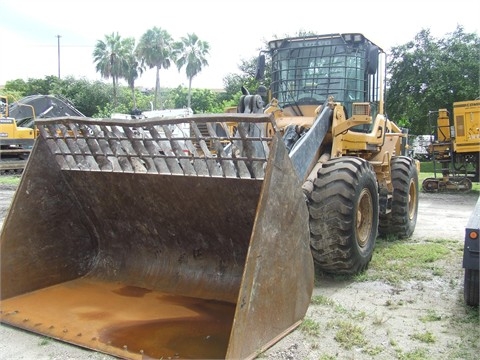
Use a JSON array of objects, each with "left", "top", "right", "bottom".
[
  {"left": 386, "top": 26, "right": 479, "bottom": 135},
  {"left": 92, "top": 28, "right": 209, "bottom": 110},
  {"left": 1, "top": 26, "right": 478, "bottom": 135},
  {"left": 0, "top": 76, "right": 238, "bottom": 118}
]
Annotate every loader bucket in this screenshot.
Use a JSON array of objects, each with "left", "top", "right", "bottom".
[{"left": 0, "top": 114, "right": 314, "bottom": 360}]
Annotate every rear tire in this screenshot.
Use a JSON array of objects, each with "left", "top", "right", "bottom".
[
  {"left": 379, "top": 156, "right": 419, "bottom": 238},
  {"left": 464, "top": 268, "right": 479, "bottom": 307},
  {"left": 307, "top": 157, "right": 379, "bottom": 274}
]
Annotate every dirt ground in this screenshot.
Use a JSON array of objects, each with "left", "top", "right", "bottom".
[{"left": 0, "top": 185, "right": 479, "bottom": 360}]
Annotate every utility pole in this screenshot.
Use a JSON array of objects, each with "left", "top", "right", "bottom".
[{"left": 56, "top": 35, "right": 61, "bottom": 79}]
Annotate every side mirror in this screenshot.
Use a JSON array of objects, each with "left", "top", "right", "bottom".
[
  {"left": 255, "top": 54, "right": 266, "bottom": 80},
  {"left": 367, "top": 45, "right": 379, "bottom": 75}
]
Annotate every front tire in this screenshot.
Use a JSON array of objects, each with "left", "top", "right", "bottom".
[
  {"left": 307, "top": 157, "right": 379, "bottom": 274},
  {"left": 379, "top": 156, "right": 419, "bottom": 238}
]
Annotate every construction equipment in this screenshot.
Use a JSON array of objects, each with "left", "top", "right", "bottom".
[
  {"left": 254, "top": 33, "right": 419, "bottom": 270},
  {"left": 0, "top": 33, "right": 418, "bottom": 359},
  {"left": 0, "top": 96, "right": 36, "bottom": 172},
  {"left": 7, "top": 94, "right": 86, "bottom": 127},
  {"left": 422, "top": 100, "right": 480, "bottom": 192},
  {"left": 0, "top": 94, "right": 85, "bottom": 172},
  {"left": 463, "top": 195, "right": 480, "bottom": 306}
]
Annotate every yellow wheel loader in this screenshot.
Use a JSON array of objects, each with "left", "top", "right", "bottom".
[
  {"left": 252, "top": 33, "right": 419, "bottom": 271},
  {"left": 1, "top": 33, "right": 418, "bottom": 359}
]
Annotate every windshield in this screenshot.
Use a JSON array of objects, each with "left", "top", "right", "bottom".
[{"left": 269, "top": 34, "right": 378, "bottom": 115}]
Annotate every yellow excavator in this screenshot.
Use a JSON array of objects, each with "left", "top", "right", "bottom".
[
  {"left": 1, "top": 33, "right": 419, "bottom": 359},
  {"left": 0, "top": 94, "right": 85, "bottom": 173},
  {"left": 0, "top": 96, "right": 36, "bottom": 172}
]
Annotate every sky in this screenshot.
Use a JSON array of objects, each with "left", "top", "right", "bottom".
[{"left": 0, "top": 0, "right": 479, "bottom": 90}]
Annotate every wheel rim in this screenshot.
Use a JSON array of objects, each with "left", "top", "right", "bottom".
[
  {"left": 408, "top": 179, "right": 417, "bottom": 220},
  {"left": 356, "top": 189, "right": 373, "bottom": 247}
]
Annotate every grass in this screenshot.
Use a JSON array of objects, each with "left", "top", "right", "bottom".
[
  {"left": 396, "top": 348, "right": 429, "bottom": 360},
  {"left": 328, "top": 320, "right": 367, "bottom": 350},
  {"left": 363, "top": 345, "right": 384, "bottom": 356},
  {"left": 448, "top": 307, "right": 480, "bottom": 359},
  {"left": 0, "top": 175, "right": 21, "bottom": 185},
  {"left": 419, "top": 161, "right": 436, "bottom": 173},
  {"left": 38, "top": 337, "right": 51, "bottom": 346},
  {"left": 410, "top": 331, "right": 436, "bottom": 343},
  {"left": 299, "top": 317, "right": 321, "bottom": 336},
  {"left": 420, "top": 160, "right": 476, "bottom": 174},
  {"left": 420, "top": 309, "right": 443, "bottom": 323},
  {"left": 455, "top": 305, "right": 479, "bottom": 325},
  {"left": 355, "top": 239, "right": 454, "bottom": 284},
  {"left": 311, "top": 295, "right": 335, "bottom": 306}
]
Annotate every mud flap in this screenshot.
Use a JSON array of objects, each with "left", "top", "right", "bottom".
[{"left": 1, "top": 116, "right": 314, "bottom": 360}]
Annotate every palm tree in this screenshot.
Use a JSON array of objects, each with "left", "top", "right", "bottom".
[
  {"left": 123, "top": 38, "right": 145, "bottom": 110},
  {"left": 136, "top": 27, "right": 173, "bottom": 109},
  {"left": 173, "top": 33, "right": 210, "bottom": 109},
  {"left": 92, "top": 32, "right": 129, "bottom": 106}
]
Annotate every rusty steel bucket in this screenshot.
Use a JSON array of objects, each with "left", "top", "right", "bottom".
[{"left": 0, "top": 114, "right": 314, "bottom": 360}]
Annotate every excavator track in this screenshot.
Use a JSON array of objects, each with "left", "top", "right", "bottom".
[
  {"left": 0, "top": 150, "right": 30, "bottom": 174},
  {"left": 0, "top": 162, "right": 25, "bottom": 174},
  {"left": 422, "top": 176, "right": 473, "bottom": 192}
]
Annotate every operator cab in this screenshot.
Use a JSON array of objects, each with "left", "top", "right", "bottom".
[{"left": 257, "top": 33, "right": 384, "bottom": 123}]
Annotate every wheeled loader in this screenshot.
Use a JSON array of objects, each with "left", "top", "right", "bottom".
[{"left": 0, "top": 33, "right": 418, "bottom": 359}]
